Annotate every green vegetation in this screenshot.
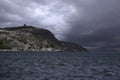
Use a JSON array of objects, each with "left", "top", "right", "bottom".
[
  {"left": 0, "top": 38, "right": 11, "bottom": 49},
  {"left": 17, "top": 36, "right": 28, "bottom": 44},
  {"left": 0, "top": 32, "right": 9, "bottom": 35}
]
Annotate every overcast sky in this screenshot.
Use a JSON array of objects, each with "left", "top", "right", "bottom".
[{"left": 0, "top": 0, "right": 120, "bottom": 52}]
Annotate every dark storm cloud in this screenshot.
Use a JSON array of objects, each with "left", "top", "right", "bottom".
[
  {"left": 63, "top": 0, "right": 120, "bottom": 52},
  {"left": 0, "top": 0, "right": 120, "bottom": 52},
  {"left": 66, "top": 26, "right": 120, "bottom": 51}
]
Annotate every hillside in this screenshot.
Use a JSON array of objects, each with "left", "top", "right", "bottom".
[{"left": 0, "top": 25, "right": 87, "bottom": 51}]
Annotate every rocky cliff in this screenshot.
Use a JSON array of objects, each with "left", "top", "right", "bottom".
[{"left": 0, "top": 25, "right": 87, "bottom": 51}]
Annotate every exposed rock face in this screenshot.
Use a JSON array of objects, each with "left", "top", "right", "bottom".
[{"left": 0, "top": 26, "right": 87, "bottom": 51}]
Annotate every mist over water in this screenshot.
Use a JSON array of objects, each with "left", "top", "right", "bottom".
[{"left": 0, "top": 52, "right": 120, "bottom": 80}]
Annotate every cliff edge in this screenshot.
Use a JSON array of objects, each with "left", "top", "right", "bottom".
[{"left": 0, "top": 25, "right": 87, "bottom": 51}]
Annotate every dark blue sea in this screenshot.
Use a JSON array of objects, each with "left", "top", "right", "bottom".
[{"left": 0, "top": 51, "right": 120, "bottom": 80}]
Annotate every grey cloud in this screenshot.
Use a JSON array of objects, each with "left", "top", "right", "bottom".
[
  {"left": 62, "top": 0, "right": 120, "bottom": 52},
  {"left": 0, "top": 0, "right": 44, "bottom": 26}
]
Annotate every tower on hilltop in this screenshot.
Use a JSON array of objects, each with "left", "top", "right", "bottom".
[{"left": 23, "top": 24, "right": 27, "bottom": 27}]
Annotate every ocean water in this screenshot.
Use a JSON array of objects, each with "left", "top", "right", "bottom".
[{"left": 0, "top": 52, "right": 120, "bottom": 80}]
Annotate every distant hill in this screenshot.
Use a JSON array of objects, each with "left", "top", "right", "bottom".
[{"left": 0, "top": 25, "right": 87, "bottom": 51}]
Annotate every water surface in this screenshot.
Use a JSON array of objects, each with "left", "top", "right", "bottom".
[{"left": 0, "top": 51, "right": 120, "bottom": 80}]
